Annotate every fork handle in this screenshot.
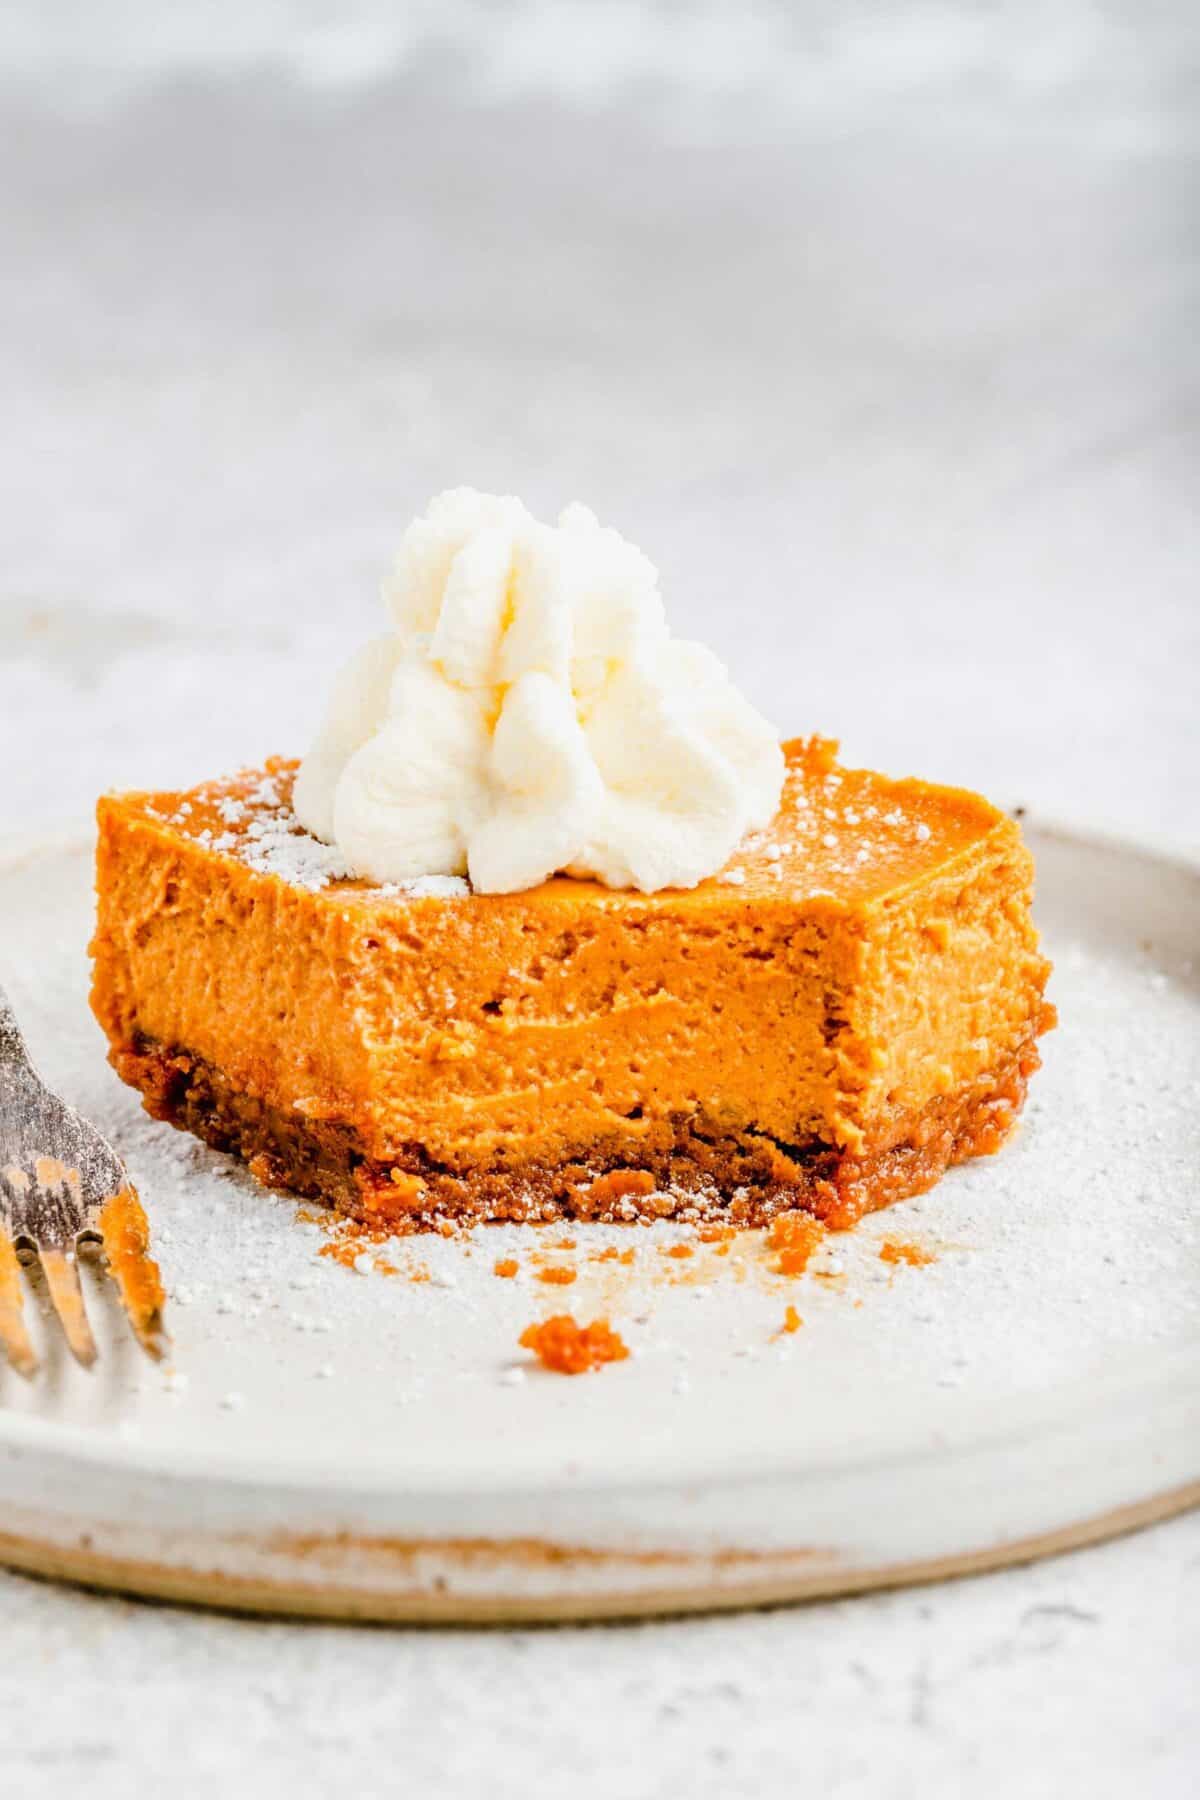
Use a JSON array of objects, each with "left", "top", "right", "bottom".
[{"left": 0, "top": 983, "right": 34, "bottom": 1079}]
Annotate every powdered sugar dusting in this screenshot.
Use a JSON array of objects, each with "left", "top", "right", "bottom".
[
  {"left": 158, "top": 745, "right": 978, "bottom": 905},
  {"left": 163, "top": 767, "right": 466, "bottom": 897},
  {"left": 723, "top": 746, "right": 993, "bottom": 897},
  {"left": 379, "top": 874, "right": 472, "bottom": 899},
  {"left": 238, "top": 815, "right": 353, "bottom": 891}
]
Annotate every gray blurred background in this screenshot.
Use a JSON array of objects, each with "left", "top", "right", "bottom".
[{"left": 2, "top": 2, "right": 1197, "bottom": 844}]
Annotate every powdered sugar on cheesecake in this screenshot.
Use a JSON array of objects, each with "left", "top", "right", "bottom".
[
  {"left": 156, "top": 767, "right": 474, "bottom": 897},
  {"left": 151, "top": 744, "right": 972, "bottom": 904}
]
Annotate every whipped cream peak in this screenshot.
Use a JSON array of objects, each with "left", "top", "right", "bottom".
[{"left": 294, "top": 489, "right": 783, "bottom": 894}]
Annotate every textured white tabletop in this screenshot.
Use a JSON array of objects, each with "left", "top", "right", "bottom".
[{"left": 0, "top": 6, "right": 1196, "bottom": 1794}]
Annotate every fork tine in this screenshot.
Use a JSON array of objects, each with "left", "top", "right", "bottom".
[
  {"left": 38, "top": 1246, "right": 98, "bottom": 1368},
  {"left": 98, "top": 1187, "right": 168, "bottom": 1359},
  {"left": 0, "top": 1229, "right": 38, "bottom": 1378}
]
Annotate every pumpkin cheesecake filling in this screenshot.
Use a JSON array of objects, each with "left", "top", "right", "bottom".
[{"left": 90, "top": 738, "right": 1054, "bottom": 1230}]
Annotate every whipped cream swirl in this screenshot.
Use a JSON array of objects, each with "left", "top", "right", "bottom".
[{"left": 294, "top": 489, "right": 783, "bottom": 894}]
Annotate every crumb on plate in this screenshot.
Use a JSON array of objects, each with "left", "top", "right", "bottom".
[
  {"left": 767, "top": 1210, "right": 826, "bottom": 1275},
  {"left": 879, "top": 1239, "right": 936, "bottom": 1267},
  {"left": 519, "top": 1314, "right": 630, "bottom": 1375}
]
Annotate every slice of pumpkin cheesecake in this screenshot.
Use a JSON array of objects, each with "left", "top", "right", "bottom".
[{"left": 89, "top": 736, "right": 1053, "bottom": 1231}]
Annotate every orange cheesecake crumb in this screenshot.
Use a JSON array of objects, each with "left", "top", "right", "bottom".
[
  {"left": 779, "top": 1304, "right": 803, "bottom": 1335},
  {"left": 97, "top": 1187, "right": 166, "bottom": 1342},
  {"left": 536, "top": 1265, "right": 577, "bottom": 1286},
  {"left": 879, "top": 1239, "right": 936, "bottom": 1267},
  {"left": 807, "top": 733, "right": 839, "bottom": 776},
  {"left": 768, "top": 1210, "right": 826, "bottom": 1275},
  {"left": 519, "top": 1315, "right": 630, "bottom": 1375},
  {"left": 493, "top": 1257, "right": 519, "bottom": 1279},
  {"left": 317, "top": 1238, "right": 399, "bottom": 1276},
  {"left": 664, "top": 1243, "right": 694, "bottom": 1260},
  {"left": 319, "top": 1238, "right": 367, "bottom": 1271}
]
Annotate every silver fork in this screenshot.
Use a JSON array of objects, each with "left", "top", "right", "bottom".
[{"left": 0, "top": 983, "right": 168, "bottom": 1375}]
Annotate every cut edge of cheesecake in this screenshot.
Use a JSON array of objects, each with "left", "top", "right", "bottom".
[{"left": 89, "top": 739, "right": 1055, "bottom": 1232}]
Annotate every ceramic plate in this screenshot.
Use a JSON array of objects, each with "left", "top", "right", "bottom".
[{"left": 0, "top": 825, "right": 1196, "bottom": 1620}]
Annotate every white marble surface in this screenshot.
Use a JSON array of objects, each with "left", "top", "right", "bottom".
[{"left": 0, "top": 6, "right": 1197, "bottom": 1794}]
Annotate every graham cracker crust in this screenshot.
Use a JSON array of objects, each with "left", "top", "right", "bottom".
[{"left": 109, "top": 1034, "right": 1045, "bottom": 1232}]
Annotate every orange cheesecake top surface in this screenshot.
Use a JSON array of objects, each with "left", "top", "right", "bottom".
[{"left": 109, "top": 737, "right": 1011, "bottom": 919}]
